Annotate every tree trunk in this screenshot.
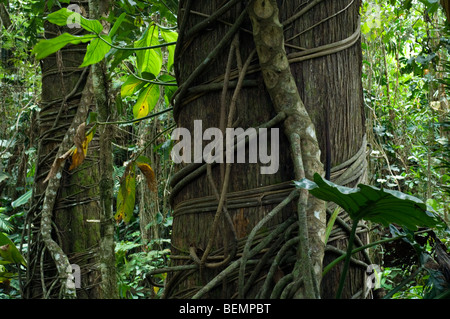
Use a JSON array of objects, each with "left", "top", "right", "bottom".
[
  {"left": 167, "top": 0, "right": 367, "bottom": 299},
  {"left": 24, "top": 1, "right": 116, "bottom": 299},
  {"left": 89, "top": 0, "right": 119, "bottom": 299}
]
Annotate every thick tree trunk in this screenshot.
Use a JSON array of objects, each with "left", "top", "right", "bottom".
[
  {"left": 281, "top": 0, "right": 368, "bottom": 299},
  {"left": 168, "top": 0, "right": 367, "bottom": 299},
  {"left": 24, "top": 2, "right": 113, "bottom": 299}
]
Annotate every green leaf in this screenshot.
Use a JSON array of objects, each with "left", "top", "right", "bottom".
[
  {"left": 136, "top": 155, "right": 152, "bottom": 165},
  {"left": 0, "top": 173, "right": 8, "bottom": 183},
  {"left": 109, "top": 48, "right": 134, "bottom": 71},
  {"left": 135, "top": 25, "right": 162, "bottom": 76},
  {"left": 361, "top": 22, "right": 370, "bottom": 35},
  {"left": 160, "top": 29, "right": 178, "bottom": 71},
  {"left": 0, "top": 233, "right": 26, "bottom": 267},
  {"left": 121, "top": 75, "right": 145, "bottom": 98},
  {"left": 295, "top": 173, "right": 446, "bottom": 230},
  {"left": 0, "top": 214, "right": 13, "bottom": 233},
  {"left": 47, "top": 8, "right": 103, "bottom": 34},
  {"left": 0, "top": 269, "right": 17, "bottom": 282},
  {"left": 133, "top": 84, "right": 160, "bottom": 119},
  {"left": 32, "top": 33, "right": 96, "bottom": 60},
  {"left": 115, "top": 164, "right": 136, "bottom": 224},
  {"left": 11, "top": 190, "right": 32, "bottom": 209},
  {"left": 109, "top": 12, "right": 126, "bottom": 38},
  {"left": 79, "top": 35, "right": 111, "bottom": 67}
]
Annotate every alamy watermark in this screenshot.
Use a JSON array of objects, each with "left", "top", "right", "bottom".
[
  {"left": 67, "top": 264, "right": 81, "bottom": 289},
  {"left": 66, "top": 4, "right": 82, "bottom": 29},
  {"left": 365, "top": 264, "right": 383, "bottom": 298},
  {"left": 170, "top": 120, "right": 280, "bottom": 174}
]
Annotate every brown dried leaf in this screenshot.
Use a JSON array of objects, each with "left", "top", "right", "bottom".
[
  {"left": 43, "top": 148, "right": 73, "bottom": 184},
  {"left": 137, "top": 162, "right": 156, "bottom": 192},
  {"left": 69, "top": 123, "right": 94, "bottom": 171}
]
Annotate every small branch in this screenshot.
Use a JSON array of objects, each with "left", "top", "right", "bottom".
[
  {"left": 96, "top": 107, "right": 173, "bottom": 126},
  {"left": 122, "top": 62, "right": 178, "bottom": 86},
  {"left": 97, "top": 34, "right": 176, "bottom": 51}
]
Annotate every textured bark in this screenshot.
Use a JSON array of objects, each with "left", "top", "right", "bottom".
[
  {"left": 248, "top": 0, "right": 326, "bottom": 298},
  {"left": 25, "top": 2, "right": 105, "bottom": 299},
  {"left": 169, "top": 0, "right": 366, "bottom": 299},
  {"left": 89, "top": 0, "right": 119, "bottom": 299},
  {"left": 138, "top": 120, "right": 161, "bottom": 245},
  {"left": 282, "top": 0, "right": 367, "bottom": 298},
  {"left": 169, "top": 1, "right": 293, "bottom": 299}
]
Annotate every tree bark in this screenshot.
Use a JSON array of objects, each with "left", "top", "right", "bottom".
[
  {"left": 24, "top": 2, "right": 111, "bottom": 299},
  {"left": 89, "top": 0, "right": 119, "bottom": 299},
  {"left": 168, "top": 0, "right": 367, "bottom": 299}
]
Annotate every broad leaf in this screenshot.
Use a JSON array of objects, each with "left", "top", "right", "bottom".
[
  {"left": 0, "top": 233, "right": 26, "bottom": 267},
  {"left": 160, "top": 29, "right": 178, "bottom": 71},
  {"left": 11, "top": 190, "right": 32, "bottom": 209},
  {"left": 295, "top": 173, "right": 446, "bottom": 230},
  {"left": 0, "top": 269, "right": 17, "bottom": 283},
  {"left": 121, "top": 75, "right": 145, "bottom": 98},
  {"left": 136, "top": 156, "right": 157, "bottom": 192},
  {"left": 108, "top": 12, "right": 126, "bottom": 38},
  {"left": 0, "top": 173, "right": 9, "bottom": 183},
  {"left": 32, "top": 33, "right": 95, "bottom": 60},
  {"left": 134, "top": 25, "right": 162, "bottom": 76},
  {"left": 69, "top": 127, "right": 94, "bottom": 170},
  {"left": 133, "top": 84, "right": 159, "bottom": 119},
  {"left": 115, "top": 164, "right": 136, "bottom": 224},
  {"left": 47, "top": 8, "right": 103, "bottom": 34},
  {"left": 79, "top": 35, "right": 112, "bottom": 67}
]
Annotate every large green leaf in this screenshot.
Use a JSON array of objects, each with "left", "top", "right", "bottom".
[
  {"left": 108, "top": 12, "right": 127, "bottom": 38},
  {"left": 0, "top": 233, "right": 26, "bottom": 267},
  {"left": 47, "top": 8, "right": 103, "bottom": 34},
  {"left": 11, "top": 189, "right": 32, "bottom": 209},
  {"left": 294, "top": 173, "right": 446, "bottom": 230},
  {"left": 134, "top": 25, "right": 162, "bottom": 76},
  {"left": 79, "top": 35, "right": 112, "bottom": 67},
  {"left": 121, "top": 75, "right": 145, "bottom": 98},
  {"left": 32, "top": 33, "right": 96, "bottom": 60},
  {"left": 160, "top": 29, "right": 178, "bottom": 72}
]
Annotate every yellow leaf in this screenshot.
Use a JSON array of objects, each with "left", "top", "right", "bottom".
[
  {"left": 69, "top": 129, "right": 94, "bottom": 170},
  {"left": 133, "top": 84, "right": 159, "bottom": 119},
  {"left": 137, "top": 162, "right": 156, "bottom": 192},
  {"left": 115, "top": 164, "right": 136, "bottom": 224},
  {"left": 69, "top": 149, "right": 85, "bottom": 171},
  {"left": 83, "top": 130, "right": 94, "bottom": 155}
]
